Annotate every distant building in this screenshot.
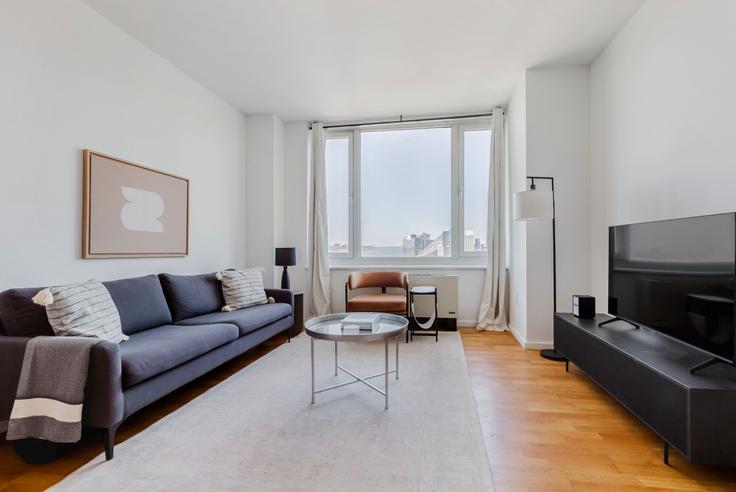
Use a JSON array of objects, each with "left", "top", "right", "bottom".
[{"left": 464, "top": 230, "right": 474, "bottom": 252}]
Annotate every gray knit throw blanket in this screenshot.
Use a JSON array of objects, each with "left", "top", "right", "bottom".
[{"left": 6, "top": 336, "right": 100, "bottom": 443}]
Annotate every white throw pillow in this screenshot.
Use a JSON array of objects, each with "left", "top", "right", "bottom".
[
  {"left": 32, "top": 281, "right": 127, "bottom": 343},
  {"left": 216, "top": 268, "right": 268, "bottom": 312}
]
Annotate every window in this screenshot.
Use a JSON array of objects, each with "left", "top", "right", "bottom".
[
  {"left": 325, "top": 135, "right": 352, "bottom": 256},
  {"left": 361, "top": 128, "right": 452, "bottom": 257},
  {"left": 461, "top": 128, "right": 491, "bottom": 254},
  {"left": 325, "top": 119, "right": 491, "bottom": 263}
]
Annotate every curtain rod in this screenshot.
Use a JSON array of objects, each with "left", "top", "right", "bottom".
[{"left": 314, "top": 110, "right": 503, "bottom": 130}]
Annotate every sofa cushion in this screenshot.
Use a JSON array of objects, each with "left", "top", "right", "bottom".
[
  {"left": 120, "top": 323, "right": 238, "bottom": 387},
  {"left": 0, "top": 288, "right": 54, "bottom": 337},
  {"left": 176, "top": 303, "right": 292, "bottom": 336},
  {"left": 104, "top": 275, "right": 172, "bottom": 335},
  {"left": 159, "top": 273, "right": 224, "bottom": 322}
]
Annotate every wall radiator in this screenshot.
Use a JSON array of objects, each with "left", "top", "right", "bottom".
[{"left": 408, "top": 274, "right": 458, "bottom": 331}]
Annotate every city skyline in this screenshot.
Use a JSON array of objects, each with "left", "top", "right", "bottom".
[{"left": 329, "top": 228, "right": 487, "bottom": 256}]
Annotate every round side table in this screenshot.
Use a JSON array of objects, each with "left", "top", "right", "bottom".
[{"left": 409, "top": 286, "right": 438, "bottom": 342}]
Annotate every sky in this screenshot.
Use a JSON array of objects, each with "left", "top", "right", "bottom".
[{"left": 325, "top": 127, "right": 490, "bottom": 248}]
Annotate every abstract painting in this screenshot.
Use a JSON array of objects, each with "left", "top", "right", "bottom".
[{"left": 82, "top": 150, "right": 189, "bottom": 258}]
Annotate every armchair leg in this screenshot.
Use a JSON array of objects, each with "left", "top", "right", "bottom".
[{"left": 104, "top": 423, "right": 120, "bottom": 461}]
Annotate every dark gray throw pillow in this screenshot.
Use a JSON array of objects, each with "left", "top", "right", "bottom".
[
  {"left": 158, "top": 273, "right": 225, "bottom": 321},
  {"left": 104, "top": 275, "right": 173, "bottom": 335}
]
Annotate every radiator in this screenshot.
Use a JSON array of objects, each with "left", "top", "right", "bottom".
[{"left": 408, "top": 274, "right": 458, "bottom": 330}]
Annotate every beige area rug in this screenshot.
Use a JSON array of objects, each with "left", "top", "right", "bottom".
[{"left": 52, "top": 332, "right": 493, "bottom": 491}]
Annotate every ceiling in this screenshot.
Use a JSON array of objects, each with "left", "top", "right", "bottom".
[{"left": 83, "top": 0, "right": 643, "bottom": 122}]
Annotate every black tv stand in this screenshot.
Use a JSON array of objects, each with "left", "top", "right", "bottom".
[
  {"left": 555, "top": 313, "right": 736, "bottom": 466},
  {"left": 598, "top": 316, "right": 639, "bottom": 329},
  {"left": 689, "top": 357, "right": 734, "bottom": 375}
]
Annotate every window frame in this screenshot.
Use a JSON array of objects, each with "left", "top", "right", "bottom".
[
  {"left": 324, "top": 131, "right": 355, "bottom": 259},
  {"left": 325, "top": 117, "right": 491, "bottom": 266},
  {"left": 458, "top": 122, "right": 493, "bottom": 258}
]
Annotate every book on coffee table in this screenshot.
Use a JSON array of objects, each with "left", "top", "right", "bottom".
[{"left": 340, "top": 313, "right": 380, "bottom": 332}]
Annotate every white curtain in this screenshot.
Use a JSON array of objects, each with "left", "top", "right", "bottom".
[
  {"left": 309, "top": 123, "right": 331, "bottom": 316},
  {"left": 477, "top": 108, "right": 508, "bottom": 331}
]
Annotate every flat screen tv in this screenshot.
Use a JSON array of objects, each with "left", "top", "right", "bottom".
[{"left": 608, "top": 213, "right": 736, "bottom": 364}]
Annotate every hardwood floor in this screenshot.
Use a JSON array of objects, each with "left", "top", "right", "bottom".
[
  {"left": 461, "top": 328, "right": 736, "bottom": 491},
  {"left": 1, "top": 329, "right": 735, "bottom": 491}
]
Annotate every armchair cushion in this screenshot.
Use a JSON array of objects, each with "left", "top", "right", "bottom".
[{"left": 347, "top": 294, "right": 406, "bottom": 313}]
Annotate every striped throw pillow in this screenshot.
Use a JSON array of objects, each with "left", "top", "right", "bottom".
[
  {"left": 216, "top": 269, "right": 268, "bottom": 312},
  {"left": 32, "top": 281, "right": 127, "bottom": 343}
]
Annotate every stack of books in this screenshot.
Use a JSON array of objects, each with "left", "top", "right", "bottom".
[{"left": 340, "top": 313, "right": 380, "bottom": 333}]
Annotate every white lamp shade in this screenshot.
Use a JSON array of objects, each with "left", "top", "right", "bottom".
[{"left": 514, "top": 190, "right": 554, "bottom": 221}]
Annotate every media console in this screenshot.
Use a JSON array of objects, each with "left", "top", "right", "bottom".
[{"left": 555, "top": 313, "right": 736, "bottom": 466}]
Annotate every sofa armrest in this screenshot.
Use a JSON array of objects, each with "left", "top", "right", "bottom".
[
  {"left": 264, "top": 289, "right": 294, "bottom": 309},
  {"left": 0, "top": 337, "right": 123, "bottom": 433},
  {"left": 83, "top": 341, "right": 124, "bottom": 429},
  {"left": 0, "top": 336, "right": 31, "bottom": 432}
]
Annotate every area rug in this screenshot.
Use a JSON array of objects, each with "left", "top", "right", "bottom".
[{"left": 52, "top": 332, "right": 493, "bottom": 491}]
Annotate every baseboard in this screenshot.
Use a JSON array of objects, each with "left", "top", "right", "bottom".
[
  {"left": 508, "top": 324, "right": 553, "bottom": 350},
  {"left": 523, "top": 340, "right": 554, "bottom": 350},
  {"left": 508, "top": 323, "right": 526, "bottom": 348}
]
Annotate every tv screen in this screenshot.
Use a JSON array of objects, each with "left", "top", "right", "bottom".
[{"left": 608, "top": 213, "right": 736, "bottom": 363}]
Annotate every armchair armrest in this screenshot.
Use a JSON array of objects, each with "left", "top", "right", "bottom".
[
  {"left": 0, "top": 336, "right": 31, "bottom": 432},
  {"left": 264, "top": 289, "right": 294, "bottom": 309}
]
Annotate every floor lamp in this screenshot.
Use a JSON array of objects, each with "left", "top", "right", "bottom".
[{"left": 513, "top": 176, "right": 566, "bottom": 362}]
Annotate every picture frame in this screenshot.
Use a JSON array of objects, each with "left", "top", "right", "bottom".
[{"left": 82, "top": 150, "right": 189, "bottom": 258}]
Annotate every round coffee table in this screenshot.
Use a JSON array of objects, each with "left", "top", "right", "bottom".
[{"left": 305, "top": 313, "right": 408, "bottom": 409}]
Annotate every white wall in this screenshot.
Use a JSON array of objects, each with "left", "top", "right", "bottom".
[
  {"left": 507, "top": 67, "right": 591, "bottom": 348},
  {"left": 283, "top": 123, "right": 311, "bottom": 304},
  {"left": 0, "top": 0, "right": 247, "bottom": 290},
  {"left": 245, "top": 114, "right": 285, "bottom": 288},
  {"left": 590, "top": 0, "right": 736, "bottom": 301},
  {"left": 508, "top": 75, "right": 528, "bottom": 342}
]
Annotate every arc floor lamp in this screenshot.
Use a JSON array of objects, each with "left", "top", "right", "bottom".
[{"left": 514, "top": 176, "right": 566, "bottom": 362}]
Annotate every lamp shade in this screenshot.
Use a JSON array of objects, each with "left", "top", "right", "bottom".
[
  {"left": 275, "top": 247, "right": 296, "bottom": 266},
  {"left": 514, "top": 190, "right": 554, "bottom": 221}
]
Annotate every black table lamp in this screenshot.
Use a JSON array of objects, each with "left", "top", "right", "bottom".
[{"left": 275, "top": 247, "right": 296, "bottom": 289}]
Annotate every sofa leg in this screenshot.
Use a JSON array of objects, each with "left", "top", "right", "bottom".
[{"left": 104, "top": 423, "right": 120, "bottom": 461}]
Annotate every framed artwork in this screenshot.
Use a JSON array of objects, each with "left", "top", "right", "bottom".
[{"left": 82, "top": 150, "right": 189, "bottom": 258}]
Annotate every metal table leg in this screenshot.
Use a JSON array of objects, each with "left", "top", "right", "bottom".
[
  {"left": 310, "top": 337, "right": 315, "bottom": 405},
  {"left": 334, "top": 341, "right": 338, "bottom": 376},
  {"left": 396, "top": 335, "right": 399, "bottom": 380},
  {"left": 384, "top": 338, "right": 389, "bottom": 410}
]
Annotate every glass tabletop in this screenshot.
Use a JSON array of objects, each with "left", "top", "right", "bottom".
[{"left": 305, "top": 313, "right": 408, "bottom": 342}]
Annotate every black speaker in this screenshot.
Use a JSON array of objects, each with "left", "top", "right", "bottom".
[{"left": 572, "top": 295, "right": 595, "bottom": 319}]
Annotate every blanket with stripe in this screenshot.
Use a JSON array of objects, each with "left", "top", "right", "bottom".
[{"left": 6, "top": 336, "right": 100, "bottom": 443}]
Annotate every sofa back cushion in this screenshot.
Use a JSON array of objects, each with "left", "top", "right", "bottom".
[
  {"left": 159, "top": 273, "right": 224, "bottom": 321},
  {"left": 0, "top": 288, "right": 54, "bottom": 337},
  {"left": 103, "top": 275, "right": 172, "bottom": 335}
]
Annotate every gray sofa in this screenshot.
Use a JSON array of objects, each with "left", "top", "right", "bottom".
[{"left": 0, "top": 272, "right": 294, "bottom": 460}]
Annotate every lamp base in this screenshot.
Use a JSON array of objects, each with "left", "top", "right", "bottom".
[
  {"left": 540, "top": 349, "right": 567, "bottom": 362},
  {"left": 280, "top": 266, "right": 290, "bottom": 290}
]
